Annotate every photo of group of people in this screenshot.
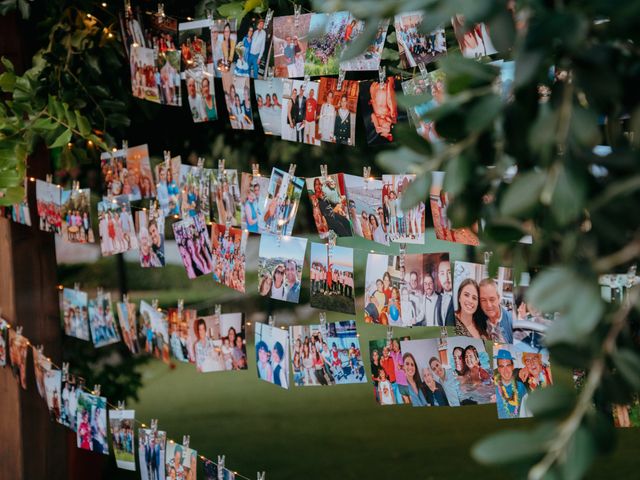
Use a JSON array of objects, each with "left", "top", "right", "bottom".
[
  {"left": 173, "top": 213, "right": 214, "bottom": 279},
  {"left": 109, "top": 409, "right": 136, "bottom": 471},
  {"left": 131, "top": 45, "right": 161, "bottom": 103},
  {"left": 262, "top": 167, "right": 305, "bottom": 236},
  {"left": 33, "top": 346, "right": 52, "bottom": 399},
  {"left": 369, "top": 337, "right": 408, "bottom": 405},
  {"left": 213, "top": 169, "right": 241, "bottom": 226},
  {"left": 9, "top": 329, "right": 28, "bottom": 389},
  {"left": 309, "top": 243, "right": 355, "bottom": 315},
  {"left": 343, "top": 174, "right": 388, "bottom": 245},
  {"left": 76, "top": 391, "right": 108, "bottom": 454},
  {"left": 204, "top": 459, "right": 236, "bottom": 480},
  {"left": 97, "top": 197, "right": 139, "bottom": 256},
  {"left": 179, "top": 19, "right": 213, "bottom": 74},
  {"left": 453, "top": 260, "right": 515, "bottom": 343},
  {"left": 116, "top": 300, "right": 141, "bottom": 355},
  {"left": 185, "top": 64, "right": 217, "bottom": 122},
  {"left": 168, "top": 307, "right": 196, "bottom": 363},
  {"left": 290, "top": 320, "right": 365, "bottom": 386},
  {"left": 339, "top": 19, "right": 389, "bottom": 71},
  {"left": 305, "top": 12, "right": 352, "bottom": 76},
  {"left": 306, "top": 174, "right": 352, "bottom": 238},
  {"left": 118, "top": 4, "right": 145, "bottom": 58},
  {"left": 401, "top": 70, "right": 446, "bottom": 143},
  {"left": 180, "top": 164, "right": 213, "bottom": 221},
  {"left": 139, "top": 427, "right": 167, "bottom": 480},
  {"left": 281, "top": 78, "right": 320, "bottom": 144},
  {"left": 187, "top": 312, "right": 247, "bottom": 373},
  {"left": 258, "top": 234, "right": 307, "bottom": 304},
  {"left": 272, "top": 13, "right": 312, "bottom": 78},
  {"left": 446, "top": 336, "right": 495, "bottom": 405},
  {"left": 35, "top": 179, "right": 61, "bottom": 234},
  {"left": 61, "top": 188, "right": 94, "bottom": 243},
  {"left": 136, "top": 207, "right": 166, "bottom": 268},
  {"left": 451, "top": 16, "right": 497, "bottom": 59},
  {"left": 211, "top": 19, "right": 237, "bottom": 75},
  {"left": 166, "top": 441, "right": 198, "bottom": 480},
  {"left": 155, "top": 155, "right": 182, "bottom": 217},
  {"left": 60, "top": 287, "right": 90, "bottom": 341},
  {"left": 364, "top": 252, "right": 452, "bottom": 327},
  {"left": 394, "top": 13, "right": 447, "bottom": 68},
  {"left": 234, "top": 15, "right": 272, "bottom": 78},
  {"left": 316, "top": 77, "right": 359, "bottom": 145},
  {"left": 44, "top": 368, "right": 62, "bottom": 422},
  {"left": 59, "top": 374, "right": 81, "bottom": 430},
  {"left": 255, "top": 321, "right": 290, "bottom": 389},
  {"left": 254, "top": 78, "right": 283, "bottom": 136},
  {"left": 101, "top": 144, "right": 155, "bottom": 201},
  {"left": 492, "top": 344, "right": 552, "bottom": 419},
  {"left": 211, "top": 222, "right": 247, "bottom": 293},
  {"left": 430, "top": 171, "right": 480, "bottom": 245},
  {"left": 88, "top": 292, "right": 121, "bottom": 348},
  {"left": 358, "top": 77, "right": 404, "bottom": 144},
  {"left": 382, "top": 174, "right": 426, "bottom": 244},
  {"left": 240, "top": 172, "right": 270, "bottom": 234},
  {"left": 221, "top": 73, "right": 254, "bottom": 130},
  {"left": 140, "top": 299, "right": 170, "bottom": 363}
]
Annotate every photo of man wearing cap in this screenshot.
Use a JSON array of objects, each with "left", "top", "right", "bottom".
[{"left": 494, "top": 348, "right": 529, "bottom": 419}]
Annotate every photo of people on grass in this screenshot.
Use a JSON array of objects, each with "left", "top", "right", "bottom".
[
  {"left": 394, "top": 12, "right": 447, "bottom": 68},
  {"left": 60, "top": 286, "right": 90, "bottom": 341},
  {"left": 309, "top": 242, "right": 355, "bottom": 315},
  {"left": 109, "top": 409, "right": 136, "bottom": 471},
  {"left": 35, "top": 179, "right": 61, "bottom": 234},
  {"left": 258, "top": 233, "right": 307, "bottom": 304},
  {"left": 272, "top": 13, "right": 312, "bottom": 78},
  {"left": 381, "top": 174, "right": 426, "bottom": 244},
  {"left": 304, "top": 11, "right": 351, "bottom": 76},
  {"left": 339, "top": 19, "right": 389, "bottom": 71},
  {"left": 255, "top": 321, "right": 290, "bottom": 389},
  {"left": 97, "top": 196, "right": 139, "bottom": 256}
]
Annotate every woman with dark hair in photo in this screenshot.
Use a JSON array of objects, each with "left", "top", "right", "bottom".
[
  {"left": 402, "top": 352, "right": 427, "bottom": 406},
  {"left": 256, "top": 340, "right": 272, "bottom": 382},
  {"left": 334, "top": 95, "right": 351, "bottom": 145},
  {"left": 218, "top": 22, "right": 236, "bottom": 72},
  {"left": 369, "top": 214, "right": 386, "bottom": 244},
  {"left": 454, "top": 278, "right": 488, "bottom": 339},
  {"left": 312, "top": 344, "right": 328, "bottom": 385},
  {"left": 452, "top": 346, "right": 467, "bottom": 377},
  {"left": 462, "top": 345, "right": 492, "bottom": 385},
  {"left": 421, "top": 367, "right": 449, "bottom": 406},
  {"left": 270, "top": 264, "right": 286, "bottom": 300},
  {"left": 301, "top": 342, "right": 316, "bottom": 385},
  {"left": 201, "top": 76, "right": 216, "bottom": 121}
]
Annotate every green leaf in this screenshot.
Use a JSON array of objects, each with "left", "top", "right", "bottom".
[
  {"left": 514, "top": 51, "right": 544, "bottom": 88},
  {"left": 500, "top": 170, "right": 547, "bottom": 217},
  {"left": 0, "top": 168, "right": 20, "bottom": 188},
  {"left": 32, "top": 117, "right": 58, "bottom": 131},
  {"left": 377, "top": 147, "right": 425, "bottom": 174},
  {"left": 400, "top": 172, "right": 429, "bottom": 211},
  {"left": 76, "top": 112, "right": 91, "bottom": 136},
  {"left": 439, "top": 56, "right": 498, "bottom": 88},
  {"left": 17, "top": 0, "right": 29, "bottom": 19},
  {"left": 561, "top": 425, "right": 596, "bottom": 480},
  {"left": 526, "top": 385, "right": 576, "bottom": 418},
  {"left": 106, "top": 113, "right": 131, "bottom": 128},
  {"left": 217, "top": 2, "right": 245, "bottom": 20},
  {"left": 550, "top": 164, "right": 586, "bottom": 225},
  {"left": 0, "top": 71, "right": 16, "bottom": 92},
  {"left": 393, "top": 124, "right": 433, "bottom": 156},
  {"left": 340, "top": 18, "right": 380, "bottom": 62},
  {"left": 443, "top": 155, "right": 472, "bottom": 196},
  {"left": 472, "top": 428, "right": 550, "bottom": 466},
  {"left": 1, "top": 56, "right": 14, "bottom": 71},
  {"left": 611, "top": 349, "right": 640, "bottom": 390},
  {"left": 48, "top": 128, "right": 72, "bottom": 149},
  {"left": 0, "top": 185, "right": 25, "bottom": 206},
  {"left": 465, "top": 94, "right": 502, "bottom": 133}
]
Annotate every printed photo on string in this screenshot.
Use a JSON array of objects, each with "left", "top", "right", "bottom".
[
  {"left": 280, "top": 78, "right": 320, "bottom": 145},
  {"left": 97, "top": 196, "right": 139, "bottom": 256},
  {"left": 185, "top": 64, "right": 217, "bottom": 122},
  {"left": 44, "top": 368, "right": 62, "bottom": 422},
  {"left": 109, "top": 409, "right": 136, "bottom": 471},
  {"left": 612, "top": 396, "right": 640, "bottom": 428},
  {"left": 35, "top": 179, "right": 61, "bottom": 234},
  {"left": 9, "top": 329, "right": 28, "bottom": 389},
  {"left": 304, "top": 11, "right": 351, "bottom": 76},
  {"left": 306, "top": 173, "right": 352, "bottom": 238},
  {"left": 211, "top": 222, "right": 248, "bottom": 293},
  {"left": 168, "top": 307, "right": 196, "bottom": 363},
  {"left": 451, "top": 16, "right": 497, "bottom": 59},
  {"left": 430, "top": 171, "right": 480, "bottom": 245},
  {"left": 0, "top": 318, "right": 8, "bottom": 367},
  {"left": 343, "top": 174, "right": 389, "bottom": 246},
  {"left": 211, "top": 19, "right": 238, "bottom": 76},
  {"left": 118, "top": 3, "right": 145, "bottom": 58},
  {"left": 236, "top": 13, "right": 273, "bottom": 79},
  {"left": 131, "top": 46, "right": 161, "bottom": 103},
  {"left": 290, "top": 320, "right": 365, "bottom": 387},
  {"left": 240, "top": 172, "right": 270, "bottom": 234},
  {"left": 262, "top": 167, "right": 305, "bottom": 236},
  {"left": 309, "top": 242, "right": 355, "bottom": 315},
  {"left": 166, "top": 442, "right": 198, "bottom": 480},
  {"left": 258, "top": 233, "right": 307, "bottom": 304},
  {"left": 339, "top": 19, "right": 389, "bottom": 71},
  {"left": 187, "top": 313, "right": 247, "bottom": 373},
  {"left": 76, "top": 391, "right": 108, "bottom": 454},
  {"left": 492, "top": 59, "right": 515, "bottom": 102},
  {"left": 140, "top": 299, "right": 170, "bottom": 363},
  {"left": 139, "top": 427, "right": 166, "bottom": 480},
  {"left": 179, "top": 19, "right": 214, "bottom": 75},
  {"left": 365, "top": 253, "right": 412, "bottom": 326},
  {"left": 453, "top": 260, "right": 515, "bottom": 343},
  {"left": 316, "top": 77, "right": 359, "bottom": 145},
  {"left": 447, "top": 336, "right": 495, "bottom": 405},
  {"left": 254, "top": 78, "right": 284, "bottom": 136},
  {"left": 155, "top": 155, "right": 182, "bottom": 217},
  {"left": 60, "top": 286, "right": 90, "bottom": 341},
  {"left": 394, "top": 12, "right": 447, "bottom": 68},
  {"left": 10, "top": 178, "right": 31, "bottom": 226},
  {"left": 100, "top": 144, "right": 155, "bottom": 200},
  {"left": 61, "top": 188, "right": 94, "bottom": 243},
  {"left": 59, "top": 374, "right": 81, "bottom": 430},
  {"left": 381, "top": 174, "right": 426, "bottom": 244},
  {"left": 116, "top": 300, "right": 141, "bottom": 355},
  {"left": 272, "top": 12, "right": 312, "bottom": 78},
  {"left": 358, "top": 77, "right": 404, "bottom": 145},
  {"left": 136, "top": 207, "right": 166, "bottom": 268},
  {"left": 369, "top": 336, "right": 411, "bottom": 406},
  {"left": 33, "top": 346, "right": 51, "bottom": 399},
  {"left": 179, "top": 164, "right": 213, "bottom": 221},
  {"left": 88, "top": 292, "right": 121, "bottom": 348},
  {"left": 255, "top": 321, "right": 290, "bottom": 389},
  {"left": 399, "top": 338, "right": 455, "bottom": 407},
  {"left": 173, "top": 212, "right": 214, "bottom": 279},
  {"left": 221, "top": 72, "right": 255, "bottom": 130},
  {"left": 401, "top": 69, "right": 446, "bottom": 143},
  {"left": 213, "top": 168, "right": 242, "bottom": 226},
  {"left": 512, "top": 278, "right": 555, "bottom": 355}
]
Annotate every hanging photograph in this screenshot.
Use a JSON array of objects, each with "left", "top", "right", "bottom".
[
  {"left": 401, "top": 70, "right": 446, "bottom": 143},
  {"left": 236, "top": 13, "right": 273, "bottom": 79},
  {"left": 139, "top": 299, "right": 170, "bottom": 363},
  {"left": 381, "top": 174, "right": 426, "bottom": 244},
  {"left": 187, "top": 313, "right": 247, "bottom": 372},
  {"left": 211, "top": 19, "right": 237, "bottom": 76},
  {"left": 9, "top": 329, "right": 28, "bottom": 389},
  {"left": 185, "top": 64, "right": 217, "bottom": 122},
  {"left": 109, "top": 409, "right": 136, "bottom": 471},
  {"left": 211, "top": 222, "right": 248, "bottom": 293},
  {"left": 212, "top": 168, "right": 242, "bottom": 226},
  {"left": 168, "top": 307, "right": 196, "bottom": 363},
  {"left": 612, "top": 396, "right": 640, "bottom": 428},
  {"left": 165, "top": 442, "right": 198, "bottom": 480},
  {"left": 358, "top": 77, "right": 404, "bottom": 145},
  {"left": 0, "top": 318, "right": 8, "bottom": 367},
  {"left": 368, "top": 336, "right": 414, "bottom": 406},
  {"left": 254, "top": 78, "right": 284, "bottom": 136},
  {"left": 59, "top": 374, "right": 80, "bottom": 430},
  {"left": 155, "top": 155, "right": 182, "bottom": 217},
  {"left": 136, "top": 207, "right": 165, "bottom": 268},
  {"left": 262, "top": 167, "right": 305, "bottom": 236},
  {"left": 172, "top": 212, "right": 214, "bottom": 279},
  {"left": 304, "top": 12, "right": 351, "bottom": 76},
  {"left": 240, "top": 172, "right": 270, "bottom": 234},
  {"left": 61, "top": 188, "right": 94, "bottom": 243},
  {"left": 255, "top": 321, "right": 290, "bottom": 389},
  {"left": 97, "top": 196, "right": 139, "bottom": 256},
  {"left": 451, "top": 16, "right": 497, "bottom": 58},
  {"left": 430, "top": 171, "right": 480, "bottom": 245},
  {"left": 339, "top": 19, "right": 389, "bottom": 71},
  {"left": 10, "top": 178, "right": 31, "bottom": 226},
  {"left": 100, "top": 144, "right": 155, "bottom": 200},
  {"left": 394, "top": 12, "right": 447, "bottom": 68},
  {"left": 60, "top": 287, "right": 90, "bottom": 341},
  {"left": 44, "top": 368, "right": 62, "bottom": 422},
  {"left": 309, "top": 242, "right": 355, "bottom": 315},
  {"left": 447, "top": 336, "right": 495, "bottom": 405},
  {"left": 221, "top": 72, "right": 255, "bottom": 130},
  {"left": 139, "top": 427, "right": 167, "bottom": 480},
  {"left": 272, "top": 13, "right": 313, "bottom": 77},
  {"left": 35, "top": 179, "right": 61, "bottom": 234},
  {"left": 290, "top": 320, "right": 366, "bottom": 387},
  {"left": 343, "top": 174, "right": 389, "bottom": 246},
  {"left": 280, "top": 78, "right": 320, "bottom": 145},
  {"left": 116, "top": 300, "right": 141, "bottom": 355},
  {"left": 306, "top": 174, "right": 352, "bottom": 238},
  {"left": 130, "top": 45, "right": 161, "bottom": 103},
  {"left": 179, "top": 164, "right": 213, "bottom": 221},
  {"left": 179, "top": 19, "right": 214, "bottom": 75},
  {"left": 258, "top": 233, "right": 307, "bottom": 304},
  {"left": 76, "top": 391, "right": 109, "bottom": 454},
  {"left": 88, "top": 292, "right": 121, "bottom": 348},
  {"left": 316, "top": 77, "right": 359, "bottom": 146},
  {"left": 512, "top": 279, "right": 554, "bottom": 354},
  {"left": 33, "top": 346, "right": 51, "bottom": 399},
  {"left": 453, "top": 260, "right": 515, "bottom": 343},
  {"left": 118, "top": 3, "right": 146, "bottom": 58}
]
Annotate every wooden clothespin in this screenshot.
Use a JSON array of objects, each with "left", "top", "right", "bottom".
[
  {"left": 363, "top": 166, "right": 371, "bottom": 189},
  {"left": 215, "top": 304, "right": 222, "bottom": 316},
  {"left": 62, "top": 362, "right": 70, "bottom": 381},
  {"left": 122, "top": 293, "right": 129, "bottom": 304},
  {"left": 257, "top": 472, "right": 266, "bottom": 480},
  {"left": 163, "top": 150, "right": 171, "bottom": 171},
  {"left": 418, "top": 62, "right": 428, "bottom": 80},
  {"left": 117, "top": 400, "right": 125, "bottom": 410},
  {"left": 197, "top": 157, "right": 205, "bottom": 172},
  {"left": 336, "top": 69, "right": 345, "bottom": 91},
  {"left": 177, "top": 299, "right": 184, "bottom": 316},
  {"left": 122, "top": 140, "right": 128, "bottom": 158},
  {"left": 288, "top": 164, "right": 297, "bottom": 177},
  {"left": 319, "top": 312, "right": 327, "bottom": 326},
  {"left": 152, "top": 298, "right": 159, "bottom": 311},
  {"left": 74, "top": 282, "right": 80, "bottom": 292},
  {"left": 150, "top": 418, "right": 158, "bottom": 432},
  {"left": 218, "top": 159, "right": 226, "bottom": 179},
  {"left": 386, "top": 326, "right": 393, "bottom": 342},
  {"left": 97, "top": 286, "right": 104, "bottom": 298},
  {"left": 264, "top": 9, "right": 274, "bottom": 29},
  {"left": 45, "top": 174, "right": 53, "bottom": 183},
  {"left": 93, "top": 384, "right": 101, "bottom": 396},
  {"left": 378, "top": 66, "right": 386, "bottom": 89},
  {"left": 399, "top": 243, "right": 407, "bottom": 269},
  {"left": 183, "top": 435, "right": 190, "bottom": 448},
  {"left": 16, "top": 325, "right": 23, "bottom": 336},
  {"left": 72, "top": 180, "right": 81, "bottom": 191},
  {"left": 157, "top": 3, "right": 165, "bottom": 17},
  {"left": 320, "top": 164, "right": 328, "bottom": 181},
  {"left": 294, "top": 4, "right": 301, "bottom": 28},
  {"left": 268, "top": 315, "right": 275, "bottom": 327},
  {"left": 218, "top": 455, "right": 226, "bottom": 475},
  {"left": 124, "top": 0, "right": 131, "bottom": 12},
  {"left": 252, "top": 163, "right": 261, "bottom": 177}
]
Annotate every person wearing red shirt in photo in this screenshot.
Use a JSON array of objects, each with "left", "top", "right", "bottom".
[{"left": 304, "top": 88, "right": 318, "bottom": 145}]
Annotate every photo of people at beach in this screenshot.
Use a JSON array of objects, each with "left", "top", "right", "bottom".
[
  {"left": 136, "top": 207, "right": 165, "bottom": 268},
  {"left": 290, "top": 320, "right": 365, "bottom": 386},
  {"left": 173, "top": 212, "right": 214, "bottom": 279},
  {"left": 281, "top": 78, "right": 321, "bottom": 145},
  {"left": 187, "top": 312, "right": 247, "bottom": 373},
  {"left": 211, "top": 222, "right": 247, "bottom": 293},
  {"left": 394, "top": 13, "right": 447, "bottom": 68},
  {"left": 254, "top": 78, "right": 283, "bottom": 136},
  {"left": 306, "top": 173, "right": 352, "bottom": 238},
  {"left": 447, "top": 336, "right": 495, "bottom": 405},
  {"left": 262, "top": 167, "right": 305, "bottom": 236},
  {"left": 76, "top": 391, "right": 108, "bottom": 454},
  {"left": 35, "top": 179, "right": 61, "bottom": 234},
  {"left": 381, "top": 174, "right": 425, "bottom": 244},
  {"left": 109, "top": 409, "right": 136, "bottom": 470},
  {"left": 140, "top": 299, "right": 170, "bottom": 363},
  {"left": 316, "top": 77, "right": 359, "bottom": 146},
  {"left": 258, "top": 233, "right": 307, "bottom": 304},
  {"left": 309, "top": 242, "right": 355, "bottom": 315},
  {"left": 240, "top": 172, "right": 270, "bottom": 234},
  {"left": 61, "top": 188, "right": 94, "bottom": 243},
  {"left": 88, "top": 292, "right": 121, "bottom": 348},
  {"left": 343, "top": 174, "right": 389, "bottom": 246},
  {"left": 116, "top": 300, "right": 140, "bottom": 355},
  {"left": 60, "top": 287, "right": 90, "bottom": 341},
  {"left": 97, "top": 197, "right": 139, "bottom": 256},
  {"left": 272, "top": 13, "right": 312, "bottom": 78},
  {"left": 255, "top": 321, "right": 290, "bottom": 389}
]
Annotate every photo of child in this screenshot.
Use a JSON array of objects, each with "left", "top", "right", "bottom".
[
  {"left": 76, "top": 391, "right": 108, "bottom": 454},
  {"left": 187, "top": 313, "right": 247, "bottom": 373},
  {"left": 255, "top": 321, "right": 290, "bottom": 389}
]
